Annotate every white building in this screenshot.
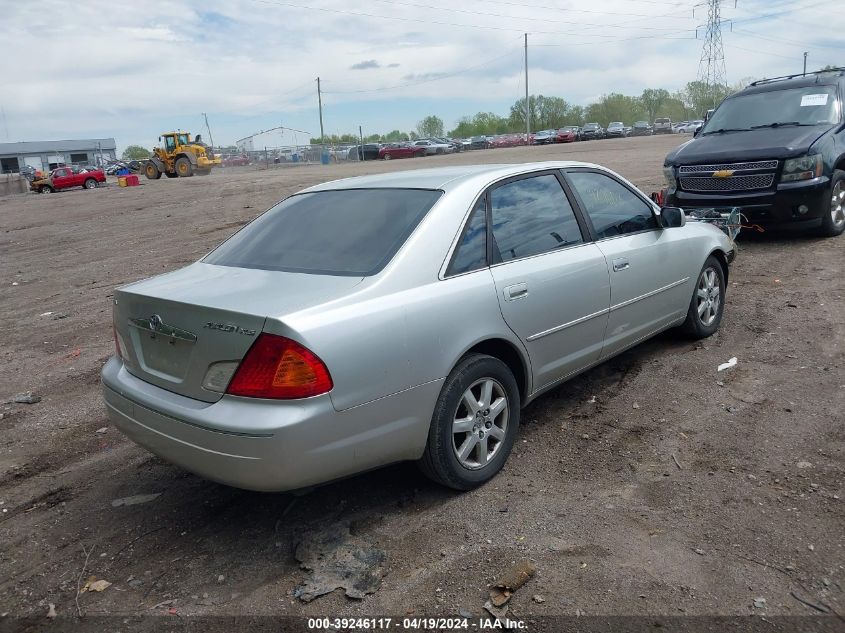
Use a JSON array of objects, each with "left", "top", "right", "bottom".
[{"left": 0, "top": 138, "right": 117, "bottom": 174}]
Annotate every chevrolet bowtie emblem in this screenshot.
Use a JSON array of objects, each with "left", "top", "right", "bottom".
[{"left": 713, "top": 170, "right": 734, "bottom": 178}]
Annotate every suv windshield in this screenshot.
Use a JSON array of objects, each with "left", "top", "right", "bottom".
[
  {"left": 204, "top": 189, "right": 442, "bottom": 276},
  {"left": 702, "top": 85, "right": 839, "bottom": 133}
]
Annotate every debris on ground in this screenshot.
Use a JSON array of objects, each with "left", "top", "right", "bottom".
[
  {"left": 81, "top": 578, "right": 111, "bottom": 593},
  {"left": 717, "top": 357, "right": 738, "bottom": 372},
  {"left": 12, "top": 392, "right": 41, "bottom": 404},
  {"left": 532, "top": 594, "right": 545, "bottom": 603},
  {"left": 293, "top": 521, "right": 387, "bottom": 602},
  {"left": 483, "top": 600, "right": 509, "bottom": 619},
  {"left": 95, "top": 427, "right": 108, "bottom": 435},
  {"left": 753, "top": 597, "right": 766, "bottom": 609},
  {"left": 111, "top": 493, "right": 161, "bottom": 508},
  {"left": 489, "top": 560, "right": 537, "bottom": 607},
  {"left": 459, "top": 609, "right": 472, "bottom": 618},
  {"left": 797, "top": 461, "right": 813, "bottom": 469},
  {"left": 46, "top": 604, "right": 56, "bottom": 619}
]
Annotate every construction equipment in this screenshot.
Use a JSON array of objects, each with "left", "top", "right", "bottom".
[{"left": 144, "top": 131, "right": 221, "bottom": 179}]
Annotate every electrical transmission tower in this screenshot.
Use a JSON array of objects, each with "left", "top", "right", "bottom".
[{"left": 696, "top": 0, "right": 729, "bottom": 107}]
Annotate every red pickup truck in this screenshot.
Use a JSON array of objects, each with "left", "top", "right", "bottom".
[{"left": 30, "top": 166, "right": 107, "bottom": 193}]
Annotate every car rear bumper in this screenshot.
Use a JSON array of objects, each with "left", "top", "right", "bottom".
[
  {"left": 101, "top": 357, "right": 442, "bottom": 492},
  {"left": 667, "top": 176, "right": 831, "bottom": 231}
]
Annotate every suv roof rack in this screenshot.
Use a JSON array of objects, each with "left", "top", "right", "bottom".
[{"left": 749, "top": 67, "right": 845, "bottom": 87}]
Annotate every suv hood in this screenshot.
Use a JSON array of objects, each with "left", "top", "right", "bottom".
[{"left": 666, "top": 125, "right": 832, "bottom": 165}]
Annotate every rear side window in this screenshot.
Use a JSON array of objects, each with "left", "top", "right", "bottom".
[
  {"left": 490, "top": 174, "right": 584, "bottom": 262},
  {"left": 204, "top": 188, "right": 442, "bottom": 276},
  {"left": 447, "top": 196, "right": 487, "bottom": 276},
  {"left": 567, "top": 171, "right": 657, "bottom": 239}
]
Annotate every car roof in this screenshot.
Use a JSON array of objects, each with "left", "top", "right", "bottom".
[
  {"left": 741, "top": 72, "right": 844, "bottom": 96},
  {"left": 300, "top": 162, "right": 605, "bottom": 192}
]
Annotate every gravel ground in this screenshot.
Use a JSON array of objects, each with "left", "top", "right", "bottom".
[{"left": 0, "top": 135, "right": 842, "bottom": 628}]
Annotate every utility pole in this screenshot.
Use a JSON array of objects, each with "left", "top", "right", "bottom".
[
  {"left": 202, "top": 112, "right": 215, "bottom": 150},
  {"left": 524, "top": 33, "right": 530, "bottom": 145},
  {"left": 359, "top": 125, "right": 364, "bottom": 161},
  {"left": 803, "top": 51, "right": 808, "bottom": 76},
  {"left": 0, "top": 106, "right": 8, "bottom": 141},
  {"left": 317, "top": 77, "right": 325, "bottom": 147}
]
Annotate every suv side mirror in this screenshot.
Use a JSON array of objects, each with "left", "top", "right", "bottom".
[
  {"left": 659, "top": 206, "right": 686, "bottom": 228},
  {"left": 693, "top": 126, "right": 702, "bottom": 137}
]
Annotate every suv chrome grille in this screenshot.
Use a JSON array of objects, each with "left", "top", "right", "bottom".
[
  {"left": 677, "top": 159, "right": 778, "bottom": 192},
  {"left": 678, "top": 160, "right": 778, "bottom": 174},
  {"left": 680, "top": 174, "right": 775, "bottom": 192}
]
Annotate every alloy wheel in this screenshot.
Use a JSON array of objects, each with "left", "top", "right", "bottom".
[
  {"left": 452, "top": 378, "right": 508, "bottom": 470},
  {"left": 831, "top": 180, "right": 845, "bottom": 228},
  {"left": 696, "top": 267, "right": 721, "bottom": 326}
]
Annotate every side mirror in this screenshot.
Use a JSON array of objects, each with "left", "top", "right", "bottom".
[
  {"left": 659, "top": 206, "right": 686, "bottom": 228},
  {"left": 693, "top": 126, "right": 702, "bottom": 138}
]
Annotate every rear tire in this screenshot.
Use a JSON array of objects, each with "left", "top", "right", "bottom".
[
  {"left": 175, "top": 157, "right": 193, "bottom": 177},
  {"left": 84, "top": 178, "right": 97, "bottom": 189},
  {"left": 680, "top": 256, "right": 726, "bottom": 339},
  {"left": 419, "top": 354, "right": 520, "bottom": 490},
  {"left": 383, "top": 154, "right": 392, "bottom": 160},
  {"left": 145, "top": 162, "right": 161, "bottom": 180},
  {"left": 818, "top": 169, "right": 845, "bottom": 237},
  {"left": 39, "top": 185, "right": 54, "bottom": 194}
]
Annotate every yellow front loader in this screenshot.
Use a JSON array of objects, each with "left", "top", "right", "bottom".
[{"left": 144, "top": 131, "right": 221, "bottom": 179}]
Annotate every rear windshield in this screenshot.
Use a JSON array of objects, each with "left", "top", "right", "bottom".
[
  {"left": 204, "top": 188, "right": 442, "bottom": 276},
  {"left": 655, "top": 118, "right": 670, "bottom": 123},
  {"left": 702, "top": 85, "right": 839, "bottom": 133}
]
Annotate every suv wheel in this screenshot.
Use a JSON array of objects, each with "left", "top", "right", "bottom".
[
  {"left": 819, "top": 169, "right": 845, "bottom": 237},
  {"left": 419, "top": 354, "right": 520, "bottom": 490}
]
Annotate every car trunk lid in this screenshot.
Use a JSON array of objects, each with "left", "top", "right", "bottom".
[{"left": 114, "top": 263, "right": 364, "bottom": 403}]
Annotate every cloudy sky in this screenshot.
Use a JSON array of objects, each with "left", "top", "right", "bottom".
[{"left": 1, "top": 0, "right": 842, "bottom": 151}]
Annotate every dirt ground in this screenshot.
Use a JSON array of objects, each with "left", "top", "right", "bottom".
[{"left": 0, "top": 135, "right": 842, "bottom": 628}]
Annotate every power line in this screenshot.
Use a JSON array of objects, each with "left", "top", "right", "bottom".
[
  {"left": 366, "top": 0, "right": 696, "bottom": 31},
  {"left": 247, "top": 0, "right": 697, "bottom": 38}
]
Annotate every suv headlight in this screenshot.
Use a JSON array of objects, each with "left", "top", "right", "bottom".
[
  {"left": 781, "top": 155, "right": 823, "bottom": 182},
  {"left": 663, "top": 165, "right": 677, "bottom": 189}
]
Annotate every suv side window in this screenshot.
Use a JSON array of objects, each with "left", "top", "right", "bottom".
[
  {"left": 567, "top": 171, "right": 658, "bottom": 239},
  {"left": 447, "top": 196, "right": 487, "bottom": 276},
  {"left": 490, "top": 174, "right": 584, "bottom": 263}
]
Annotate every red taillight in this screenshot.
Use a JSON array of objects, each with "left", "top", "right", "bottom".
[{"left": 226, "top": 333, "right": 333, "bottom": 400}]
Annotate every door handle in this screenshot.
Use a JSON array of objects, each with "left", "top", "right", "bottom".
[
  {"left": 612, "top": 258, "right": 630, "bottom": 272},
  {"left": 503, "top": 282, "right": 528, "bottom": 301}
]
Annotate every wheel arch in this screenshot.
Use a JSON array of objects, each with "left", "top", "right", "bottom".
[
  {"left": 457, "top": 337, "right": 531, "bottom": 404},
  {"left": 833, "top": 155, "right": 845, "bottom": 173},
  {"left": 176, "top": 152, "right": 198, "bottom": 166},
  {"left": 708, "top": 248, "right": 730, "bottom": 285}
]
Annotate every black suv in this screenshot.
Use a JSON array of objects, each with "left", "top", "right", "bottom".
[
  {"left": 664, "top": 68, "right": 845, "bottom": 236},
  {"left": 581, "top": 123, "right": 605, "bottom": 140}
]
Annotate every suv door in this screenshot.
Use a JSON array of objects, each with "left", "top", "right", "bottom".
[
  {"left": 485, "top": 172, "right": 611, "bottom": 391},
  {"left": 564, "top": 169, "right": 690, "bottom": 358}
]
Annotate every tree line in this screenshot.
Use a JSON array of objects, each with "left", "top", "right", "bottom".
[{"left": 310, "top": 79, "right": 749, "bottom": 144}]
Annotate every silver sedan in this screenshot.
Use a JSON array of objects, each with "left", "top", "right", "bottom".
[{"left": 102, "top": 162, "right": 735, "bottom": 491}]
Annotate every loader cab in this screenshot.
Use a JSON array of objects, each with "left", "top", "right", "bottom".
[
  {"left": 177, "top": 133, "right": 190, "bottom": 147},
  {"left": 162, "top": 134, "right": 177, "bottom": 153}
]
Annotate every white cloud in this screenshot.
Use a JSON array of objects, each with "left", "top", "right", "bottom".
[{"left": 0, "top": 0, "right": 841, "bottom": 148}]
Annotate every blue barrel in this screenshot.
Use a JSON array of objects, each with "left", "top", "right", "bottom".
[{"left": 320, "top": 151, "right": 330, "bottom": 165}]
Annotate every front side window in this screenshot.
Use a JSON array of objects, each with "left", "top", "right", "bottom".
[
  {"left": 567, "top": 171, "right": 657, "bottom": 239},
  {"left": 204, "top": 188, "right": 442, "bottom": 276},
  {"left": 447, "top": 196, "right": 487, "bottom": 276},
  {"left": 489, "top": 174, "right": 584, "bottom": 263},
  {"left": 164, "top": 136, "right": 176, "bottom": 151}
]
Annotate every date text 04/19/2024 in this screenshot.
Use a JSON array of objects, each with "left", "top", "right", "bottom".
[{"left": 306, "top": 617, "right": 527, "bottom": 630}]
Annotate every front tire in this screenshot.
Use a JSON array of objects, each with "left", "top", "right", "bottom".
[
  {"left": 680, "top": 256, "right": 726, "bottom": 339},
  {"left": 39, "top": 185, "right": 54, "bottom": 194},
  {"left": 419, "top": 354, "right": 520, "bottom": 490},
  {"left": 383, "top": 153, "right": 392, "bottom": 160},
  {"left": 175, "top": 157, "right": 193, "bottom": 177},
  {"left": 818, "top": 169, "right": 845, "bottom": 237},
  {"left": 84, "top": 178, "right": 97, "bottom": 189}
]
